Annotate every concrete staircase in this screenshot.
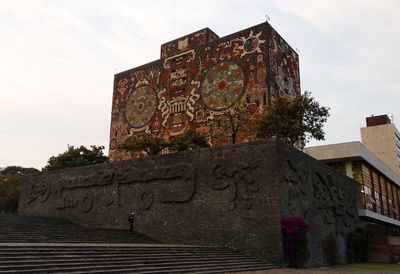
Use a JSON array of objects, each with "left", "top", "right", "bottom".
[
  {"left": 0, "top": 214, "right": 155, "bottom": 244},
  {"left": 0, "top": 215, "right": 276, "bottom": 273}
]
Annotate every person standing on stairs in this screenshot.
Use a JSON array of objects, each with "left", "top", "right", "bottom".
[{"left": 128, "top": 212, "right": 135, "bottom": 234}]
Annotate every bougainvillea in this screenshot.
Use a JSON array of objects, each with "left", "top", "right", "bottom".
[{"left": 282, "top": 216, "right": 310, "bottom": 267}]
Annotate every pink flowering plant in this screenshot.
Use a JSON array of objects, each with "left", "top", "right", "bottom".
[{"left": 281, "top": 216, "right": 310, "bottom": 267}]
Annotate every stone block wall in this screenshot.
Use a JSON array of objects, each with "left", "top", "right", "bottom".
[
  {"left": 18, "top": 141, "right": 360, "bottom": 266},
  {"left": 276, "top": 144, "right": 360, "bottom": 265}
]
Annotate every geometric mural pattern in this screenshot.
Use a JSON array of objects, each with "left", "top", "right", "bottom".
[{"left": 109, "top": 22, "right": 300, "bottom": 162}]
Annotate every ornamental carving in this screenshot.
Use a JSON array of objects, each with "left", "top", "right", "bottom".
[
  {"left": 206, "top": 160, "right": 260, "bottom": 210},
  {"left": 29, "top": 163, "right": 195, "bottom": 213}
]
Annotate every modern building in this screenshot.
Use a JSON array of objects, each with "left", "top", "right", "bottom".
[
  {"left": 305, "top": 116, "right": 400, "bottom": 229},
  {"left": 109, "top": 22, "right": 300, "bottom": 162},
  {"left": 361, "top": 115, "right": 400, "bottom": 176}
]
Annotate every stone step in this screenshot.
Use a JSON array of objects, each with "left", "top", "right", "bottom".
[
  {"left": 0, "top": 215, "right": 155, "bottom": 244},
  {"left": 0, "top": 251, "right": 244, "bottom": 260},
  {"left": 0, "top": 249, "right": 234, "bottom": 255},
  {"left": 0, "top": 254, "right": 255, "bottom": 266},
  {"left": 0, "top": 243, "right": 226, "bottom": 249},
  {"left": 69, "top": 265, "right": 276, "bottom": 274},
  {"left": 0, "top": 214, "right": 276, "bottom": 273},
  {"left": 71, "top": 264, "right": 276, "bottom": 274},
  {"left": 0, "top": 257, "right": 262, "bottom": 270},
  {"left": 0, "top": 260, "right": 273, "bottom": 273},
  {"left": 0, "top": 248, "right": 232, "bottom": 256}
]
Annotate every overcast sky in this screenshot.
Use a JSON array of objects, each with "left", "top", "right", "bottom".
[{"left": 1, "top": 0, "right": 399, "bottom": 169}]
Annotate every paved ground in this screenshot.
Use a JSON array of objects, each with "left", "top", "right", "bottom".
[{"left": 229, "top": 263, "right": 400, "bottom": 274}]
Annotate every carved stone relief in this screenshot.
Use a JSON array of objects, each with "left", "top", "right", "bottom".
[
  {"left": 285, "top": 158, "right": 358, "bottom": 235},
  {"left": 206, "top": 159, "right": 260, "bottom": 210},
  {"left": 285, "top": 159, "right": 310, "bottom": 218},
  {"left": 28, "top": 163, "right": 196, "bottom": 213},
  {"left": 27, "top": 179, "right": 51, "bottom": 204}
]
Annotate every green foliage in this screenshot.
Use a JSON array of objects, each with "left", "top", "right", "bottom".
[
  {"left": 0, "top": 166, "right": 40, "bottom": 176},
  {"left": 0, "top": 173, "right": 20, "bottom": 213},
  {"left": 322, "top": 233, "right": 338, "bottom": 265},
  {"left": 124, "top": 131, "right": 210, "bottom": 156},
  {"left": 0, "top": 166, "right": 40, "bottom": 213},
  {"left": 168, "top": 130, "right": 210, "bottom": 152},
  {"left": 347, "top": 227, "right": 369, "bottom": 263},
  {"left": 256, "top": 91, "right": 330, "bottom": 146},
  {"left": 43, "top": 145, "right": 108, "bottom": 171},
  {"left": 212, "top": 101, "right": 253, "bottom": 144},
  {"left": 124, "top": 136, "right": 168, "bottom": 156}
]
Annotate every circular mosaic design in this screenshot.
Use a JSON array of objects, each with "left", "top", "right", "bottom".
[
  {"left": 125, "top": 86, "right": 157, "bottom": 128},
  {"left": 201, "top": 61, "right": 244, "bottom": 111},
  {"left": 244, "top": 37, "right": 259, "bottom": 53}
]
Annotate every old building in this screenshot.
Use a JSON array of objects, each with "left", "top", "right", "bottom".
[{"left": 109, "top": 22, "right": 300, "bottom": 161}]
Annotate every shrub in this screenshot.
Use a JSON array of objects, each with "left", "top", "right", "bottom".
[
  {"left": 43, "top": 145, "right": 108, "bottom": 171},
  {"left": 124, "top": 130, "right": 209, "bottom": 156},
  {"left": 282, "top": 216, "right": 310, "bottom": 267},
  {"left": 0, "top": 174, "right": 20, "bottom": 213}
]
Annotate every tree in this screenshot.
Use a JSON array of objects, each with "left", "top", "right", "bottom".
[
  {"left": 212, "top": 101, "right": 254, "bottom": 144},
  {"left": 0, "top": 166, "right": 40, "bottom": 213},
  {"left": 256, "top": 91, "right": 330, "bottom": 147},
  {"left": 43, "top": 145, "right": 108, "bottom": 171},
  {"left": 123, "top": 130, "right": 210, "bottom": 156},
  {"left": 123, "top": 136, "right": 167, "bottom": 156},
  {"left": 168, "top": 130, "right": 210, "bottom": 152},
  {"left": 0, "top": 173, "right": 20, "bottom": 213},
  {"left": 0, "top": 166, "right": 40, "bottom": 176}
]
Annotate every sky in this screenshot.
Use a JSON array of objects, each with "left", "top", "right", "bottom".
[{"left": 1, "top": 0, "right": 399, "bottom": 169}]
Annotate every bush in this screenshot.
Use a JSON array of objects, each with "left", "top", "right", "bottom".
[
  {"left": 322, "top": 232, "right": 338, "bottom": 265},
  {"left": 282, "top": 216, "right": 310, "bottom": 267},
  {"left": 124, "top": 130, "right": 210, "bottom": 156},
  {"left": 0, "top": 166, "right": 39, "bottom": 214},
  {"left": 168, "top": 130, "right": 210, "bottom": 152},
  {"left": 0, "top": 174, "right": 20, "bottom": 213},
  {"left": 43, "top": 145, "right": 108, "bottom": 171}
]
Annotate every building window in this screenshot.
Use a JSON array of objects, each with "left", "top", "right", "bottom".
[
  {"left": 388, "top": 199, "right": 394, "bottom": 218},
  {"left": 375, "top": 191, "right": 381, "bottom": 214},
  {"left": 395, "top": 132, "right": 400, "bottom": 165},
  {"left": 362, "top": 185, "right": 375, "bottom": 211},
  {"left": 382, "top": 196, "right": 388, "bottom": 215}
]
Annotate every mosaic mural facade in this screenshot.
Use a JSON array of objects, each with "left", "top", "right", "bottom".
[{"left": 109, "top": 22, "right": 300, "bottom": 161}]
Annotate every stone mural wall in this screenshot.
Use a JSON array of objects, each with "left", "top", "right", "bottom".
[
  {"left": 277, "top": 145, "right": 360, "bottom": 265},
  {"left": 18, "top": 141, "right": 360, "bottom": 266},
  {"left": 109, "top": 22, "right": 301, "bottom": 161}
]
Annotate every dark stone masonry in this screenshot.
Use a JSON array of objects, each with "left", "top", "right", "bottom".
[{"left": 18, "top": 141, "right": 360, "bottom": 266}]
